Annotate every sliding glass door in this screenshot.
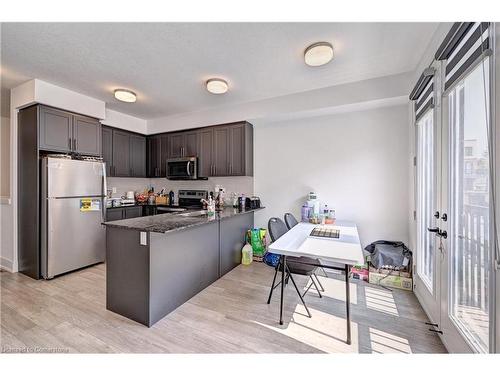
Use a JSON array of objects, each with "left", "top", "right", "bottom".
[{"left": 441, "top": 59, "right": 492, "bottom": 353}]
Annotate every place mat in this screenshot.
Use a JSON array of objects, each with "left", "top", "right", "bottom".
[{"left": 309, "top": 226, "right": 340, "bottom": 239}]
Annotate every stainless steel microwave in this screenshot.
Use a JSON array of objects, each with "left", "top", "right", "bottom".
[{"left": 166, "top": 157, "right": 198, "bottom": 180}]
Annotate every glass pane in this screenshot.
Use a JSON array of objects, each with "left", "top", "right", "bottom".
[
  {"left": 416, "top": 109, "right": 435, "bottom": 293},
  {"left": 448, "top": 60, "right": 490, "bottom": 353}
]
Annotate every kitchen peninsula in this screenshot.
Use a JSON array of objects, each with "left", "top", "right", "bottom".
[{"left": 103, "top": 207, "right": 263, "bottom": 326}]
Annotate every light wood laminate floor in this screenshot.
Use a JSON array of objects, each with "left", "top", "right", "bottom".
[{"left": 0, "top": 263, "right": 446, "bottom": 353}]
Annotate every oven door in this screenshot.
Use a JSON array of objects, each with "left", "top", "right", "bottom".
[{"left": 166, "top": 158, "right": 197, "bottom": 180}]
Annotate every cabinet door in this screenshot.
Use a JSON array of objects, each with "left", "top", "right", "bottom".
[
  {"left": 159, "top": 134, "right": 170, "bottom": 176},
  {"left": 112, "top": 130, "right": 131, "bottom": 177},
  {"left": 73, "top": 115, "right": 101, "bottom": 156},
  {"left": 168, "top": 133, "right": 184, "bottom": 158},
  {"left": 184, "top": 131, "right": 198, "bottom": 157},
  {"left": 124, "top": 206, "right": 142, "bottom": 219},
  {"left": 198, "top": 128, "right": 213, "bottom": 177},
  {"left": 106, "top": 208, "right": 124, "bottom": 222},
  {"left": 147, "top": 136, "right": 161, "bottom": 177},
  {"left": 102, "top": 126, "right": 113, "bottom": 176},
  {"left": 39, "top": 106, "right": 73, "bottom": 152},
  {"left": 228, "top": 124, "right": 246, "bottom": 176},
  {"left": 130, "top": 134, "right": 146, "bottom": 177},
  {"left": 213, "top": 126, "right": 230, "bottom": 176}
]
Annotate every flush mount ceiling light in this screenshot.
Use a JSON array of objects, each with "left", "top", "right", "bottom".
[
  {"left": 304, "top": 42, "right": 334, "bottom": 67},
  {"left": 114, "top": 89, "right": 137, "bottom": 103},
  {"left": 206, "top": 78, "right": 228, "bottom": 94}
]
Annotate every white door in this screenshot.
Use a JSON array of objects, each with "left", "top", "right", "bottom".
[
  {"left": 414, "top": 107, "right": 442, "bottom": 325},
  {"left": 440, "top": 58, "right": 493, "bottom": 353}
]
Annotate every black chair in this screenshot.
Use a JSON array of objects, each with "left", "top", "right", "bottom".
[
  {"left": 266, "top": 218, "right": 323, "bottom": 316},
  {"left": 284, "top": 212, "right": 327, "bottom": 291},
  {"left": 284, "top": 212, "right": 299, "bottom": 229}
]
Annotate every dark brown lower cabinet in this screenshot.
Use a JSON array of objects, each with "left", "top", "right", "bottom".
[{"left": 106, "top": 206, "right": 143, "bottom": 222}]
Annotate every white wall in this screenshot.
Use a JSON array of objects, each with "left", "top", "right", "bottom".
[
  {"left": 253, "top": 105, "right": 410, "bottom": 248},
  {"left": 1, "top": 114, "right": 13, "bottom": 271},
  {"left": 102, "top": 109, "right": 147, "bottom": 134},
  {"left": 1, "top": 115, "right": 10, "bottom": 197},
  {"left": 147, "top": 72, "right": 411, "bottom": 134}
]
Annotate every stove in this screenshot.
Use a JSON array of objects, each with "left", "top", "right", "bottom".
[{"left": 178, "top": 190, "right": 208, "bottom": 208}]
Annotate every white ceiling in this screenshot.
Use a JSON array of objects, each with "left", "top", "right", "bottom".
[{"left": 1, "top": 22, "right": 439, "bottom": 119}]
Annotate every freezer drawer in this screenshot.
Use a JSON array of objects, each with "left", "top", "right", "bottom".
[
  {"left": 43, "top": 197, "right": 105, "bottom": 279},
  {"left": 46, "top": 157, "right": 104, "bottom": 198}
]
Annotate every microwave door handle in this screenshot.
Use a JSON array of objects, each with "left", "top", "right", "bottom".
[{"left": 186, "top": 161, "right": 191, "bottom": 176}]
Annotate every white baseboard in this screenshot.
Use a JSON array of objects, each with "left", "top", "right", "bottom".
[{"left": 0, "top": 257, "right": 14, "bottom": 272}]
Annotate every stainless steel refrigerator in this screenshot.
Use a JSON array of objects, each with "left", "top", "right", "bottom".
[{"left": 41, "top": 156, "right": 107, "bottom": 279}]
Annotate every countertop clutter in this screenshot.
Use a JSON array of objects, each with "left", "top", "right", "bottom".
[{"left": 102, "top": 207, "right": 264, "bottom": 234}]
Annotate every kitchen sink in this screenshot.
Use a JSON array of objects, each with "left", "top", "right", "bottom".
[{"left": 178, "top": 210, "right": 208, "bottom": 217}]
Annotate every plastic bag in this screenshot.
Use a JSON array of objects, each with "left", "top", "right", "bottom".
[{"left": 246, "top": 228, "right": 266, "bottom": 257}]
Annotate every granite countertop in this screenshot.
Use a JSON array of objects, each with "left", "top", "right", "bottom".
[
  {"left": 103, "top": 207, "right": 264, "bottom": 234},
  {"left": 106, "top": 202, "right": 182, "bottom": 209}
]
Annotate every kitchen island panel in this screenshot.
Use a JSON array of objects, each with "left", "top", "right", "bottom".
[
  {"left": 149, "top": 221, "right": 219, "bottom": 326},
  {"left": 219, "top": 212, "right": 254, "bottom": 277},
  {"left": 106, "top": 227, "right": 150, "bottom": 326}
]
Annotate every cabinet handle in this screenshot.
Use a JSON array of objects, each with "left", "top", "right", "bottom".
[
  {"left": 73, "top": 138, "right": 77, "bottom": 150},
  {"left": 230, "top": 163, "right": 232, "bottom": 175},
  {"left": 68, "top": 138, "right": 71, "bottom": 150},
  {"left": 214, "top": 165, "right": 216, "bottom": 175}
]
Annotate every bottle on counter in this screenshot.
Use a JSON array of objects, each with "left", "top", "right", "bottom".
[
  {"left": 231, "top": 192, "right": 238, "bottom": 208},
  {"left": 207, "top": 195, "right": 216, "bottom": 216},
  {"left": 238, "top": 194, "right": 245, "bottom": 211}
]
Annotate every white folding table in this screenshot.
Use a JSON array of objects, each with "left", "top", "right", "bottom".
[{"left": 268, "top": 221, "right": 364, "bottom": 345}]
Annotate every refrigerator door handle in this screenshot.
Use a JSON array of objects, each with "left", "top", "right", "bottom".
[{"left": 102, "top": 162, "right": 107, "bottom": 224}]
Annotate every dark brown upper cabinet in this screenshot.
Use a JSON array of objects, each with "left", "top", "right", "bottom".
[
  {"left": 168, "top": 131, "right": 198, "bottom": 158},
  {"left": 73, "top": 114, "right": 101, "bottom": 156},
  {"left": 168, "top": 132, "right": 184, "bottom": 158},
  {"left": 197, "top": 128, "right": 214, "bottom": 178},
  {"left": 102, "top": 126, "right": 113, "bottom": 176},
  {"left": 228, "top": 123, "right": 252, "bottom": 176},
  {"left": 159, "top": 134, "right": 170, "bottom": 176},
  {"left": 39, "top": 106, "right": 73, "bottom": 152},
  {"left": 103, "top": 126, "right": 147, "bottom": 178},
  {"left": 130, "top": 134, "right": 146, "bottom": 177},
  {"left": 209, "top": 122, "right": 253, "bottom": 177},
  {"left": 147, "top": 135, "right": 162, "bottom": 177},
  {"left": 111, "top": 129, "right": 131, "bottom": 177},
  {"left": 145, "top": 121, "right": 253, "bottom": 179},
  {"left": 213, "top": 126, "right": 230, "bottom": 176},
  {"left": 39, "top": 105, "right": 101, "bottom": 156}
]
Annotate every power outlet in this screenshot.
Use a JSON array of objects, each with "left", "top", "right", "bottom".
[{"left": 112, "top": 187, "right": 117, "bottom": 194}]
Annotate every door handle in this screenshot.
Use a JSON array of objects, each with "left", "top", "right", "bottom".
[
  {"left": 427, "top": 227, "right": 440, "bottom": 233},
  {"left": 434, "top": 211, "right": 440, "bottom": 219},
  {"left": 437, "top": 230, "right": 447, "bottom": 239}
]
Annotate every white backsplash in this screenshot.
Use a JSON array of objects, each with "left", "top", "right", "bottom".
[
  {"left": 107, "top": 176, "right": 254, "bottom": 199},
  {"left": 150, "top": 176, "right": 254, "bottom": 198},
  {"left": 107, "top": 177, "right": 151, "bottom": 198}
]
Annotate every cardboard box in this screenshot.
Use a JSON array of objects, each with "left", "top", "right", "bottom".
[
  {"left": 368, "top": 270, "right": 413, "bottom": 291},
  {"left": 368, "top": 266, "right": 411, "bottom": 279}
]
